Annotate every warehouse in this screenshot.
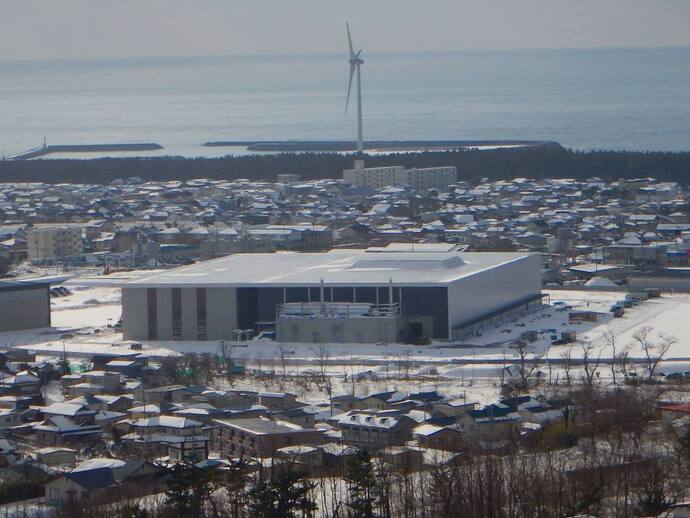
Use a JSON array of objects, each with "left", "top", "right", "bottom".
[
  {"left": 0, "top": 280, "right": 51, "bottom": 332},
  {"left": 120, "top": 246, "right": 541, "bottom": 344}
]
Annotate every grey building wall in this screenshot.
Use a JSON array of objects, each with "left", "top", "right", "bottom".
[
  {"left": 206, "top": 288, "right": 238, "bottom": 339},
  {"left": 156, "top": 288, "right": 173, "bottom": 341},
  {"left": 0, "top": 284, "right": 51, "bottom": 332},
  {"left": 122, "top": 288, "right": 149, "bottom": 340},
  {"left": 180, "top": 288, "right": 197, "bottom": 340},
  {"left": 629, "top": 274, "right": 690, "bottom": 292},
  {"left": 122, "top": 286, "right": 238, "bottom": 341},
  {"left": 446, "top": 253, "right": 541, "bottom": 336},
  {"left": 277, "top": 316, "right": 400, "bottom": 344}
]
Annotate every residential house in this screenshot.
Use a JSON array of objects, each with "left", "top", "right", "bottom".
[
  {"left": 122, "top": 415, "right": 210, "bottom": 462},
  {"left": 44, "top": 458, "right": 167, "bottom": 506},
  {"left": 336, "top": 412, "right": 416, "bottom": 448},
  {"left": 456, "top": 404, "right": 521, "bottom": 448},
  {"left": 412, "top": 423, "right": 464, "bottom": 451}
]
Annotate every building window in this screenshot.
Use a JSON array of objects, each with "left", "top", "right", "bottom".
[
  {"left": 172, "top": 288, "right": 182, "bottom": 339},
  {"left": 197, "top": 288, "right": 207, "bottom": 340},
  {"left": 147, "top": 288, "right": 157, "bottom": 340}
]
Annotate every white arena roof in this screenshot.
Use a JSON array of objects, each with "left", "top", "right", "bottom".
[{"left": 123, "top": 249, "right": 534, "bottom": 288}]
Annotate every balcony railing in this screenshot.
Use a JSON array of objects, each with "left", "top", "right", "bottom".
[{"left": 277, "top": 302, "right": 401, "bottom": 319}]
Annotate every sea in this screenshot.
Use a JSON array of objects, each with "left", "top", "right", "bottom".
[{"left": 0, "top": 46, "right": 689, "bottom": 159}]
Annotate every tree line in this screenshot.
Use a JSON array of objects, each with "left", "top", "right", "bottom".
[{"left": 2, "top": 146, "right": 690, "bottom": 185}]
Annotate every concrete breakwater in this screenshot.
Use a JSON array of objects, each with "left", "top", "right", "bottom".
[
  {"left": 203, "top": 139, "right": 561, "bottom": 152},
  {"left": 9, "top": 143, "right": 163, "bottom": 160}
]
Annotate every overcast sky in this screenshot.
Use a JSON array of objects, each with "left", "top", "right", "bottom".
[{"left": 2, "top": 0, "right": 690, "bottom": 61}]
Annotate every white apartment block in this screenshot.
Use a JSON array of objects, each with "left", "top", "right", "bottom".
[
  {"left": 27, "top": 225, "right": 83, "bottom": 262},
  {"left": 343, "top": 162, "right": 457, "bottom": 191}
]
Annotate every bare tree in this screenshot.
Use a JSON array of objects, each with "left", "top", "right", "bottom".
[
  {"left": 317, "top": 343, "right": 329, "bottom": 380},
  {"left": 278, "top": 344, "right": 289, "bottom": 378},
  {"left": 617, "top": 344, "right": 632, "bottom": 383},
  {"left": 560, "top": 345, "right": 574, "bottom": 387},
  {"left": 254, "top": 353, "right": 264, "bottom": 376},
  {"left": 581, "top": 341, "right": 602, "bottom": 386},
  {"left": 401, "top": 351, "right": 413, "bottom": 381},
  {"left": 603, "top": 329, "right": 618, "bottom": 385},
  {"left": 499, "top": 351, "right": 508, "bottom": 387},
  {"left": 510, "top": 340, "right": 541, "bottom": 389},
  {"left": 544, "top": 348, "right": 553, "bottom": 386},
  {"left": 633, "top": 326, "right": 677, "bottom": 379}
]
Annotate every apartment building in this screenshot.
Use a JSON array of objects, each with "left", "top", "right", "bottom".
[
  {"left": 27, "top": 225, "right": 83, "bottom": 262},
  {"left": 343, "top": 161, "right": 456, "bottom": 192},
  {"left": 213, "top": 416, "right": 325, "bottom": 458}
]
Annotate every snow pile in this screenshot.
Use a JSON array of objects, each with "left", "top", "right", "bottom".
[{"left": 584, "top": 276, "right": 618, "bottom": 288}]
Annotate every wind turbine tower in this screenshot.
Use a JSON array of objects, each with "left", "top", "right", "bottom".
[{"left": 345, "top": 22, "right": 364, "bottom": 156}]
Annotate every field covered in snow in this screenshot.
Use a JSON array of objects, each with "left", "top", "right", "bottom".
[
  {"left": 1, "top": 283, "right": 689, "bottom": 406},
  {"left": 2, "top": 284, "right": 690, "bottom": 368}
]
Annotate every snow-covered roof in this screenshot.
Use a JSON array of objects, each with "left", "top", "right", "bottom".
[
  {"left": 338, "top": 413, "right": 405, "bottom": 429},
  {"left": 72, "top": 458, "right": 126, "bottom": 472},
  {"left": 33, "top": 403, "right": 95, "bottom": 417},
  {"left": 130, "top": 415, "right": 203, "bottom": 429},
  {"left": 122, "top": 249, "right": 535, "bottom": 287}
]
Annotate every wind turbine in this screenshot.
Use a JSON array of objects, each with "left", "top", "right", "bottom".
[{"left": 345, "top": 22, "right": 364, "bottom": 155}]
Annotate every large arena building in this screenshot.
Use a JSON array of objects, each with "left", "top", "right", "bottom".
[
  {"left": 0, "top": 280, "right": 51, "bottom": 332},
  {"left": 121, "top": 245, "right": 542, "bottom": 344}
]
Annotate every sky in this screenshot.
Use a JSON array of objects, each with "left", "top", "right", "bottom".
[{"left": 2, "top": 0, "right": 690, "bottom": 61}]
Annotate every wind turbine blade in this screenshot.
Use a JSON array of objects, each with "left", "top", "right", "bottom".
[
  {"left": 345, "top": 64, "right": 355, "bottom": 113},
  {"left": 346, "top": 22, "right": 355, "bottom": 59}
]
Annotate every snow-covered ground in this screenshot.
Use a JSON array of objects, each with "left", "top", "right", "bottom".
[
  {"left": 0, "top": 285, "right": 121, "bottom": 349},
  {"left": 3, "top": 285, "right": 690, "bottom": 368},
  {"left": 1, "top": 283, "right": 688, "bottom": 407}
]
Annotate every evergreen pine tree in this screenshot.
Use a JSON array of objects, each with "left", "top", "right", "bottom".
[
  {"left": 248, "top": 470, "right": 317, "bottom": 518},
  {"left": 165, "top": 463, "right": 216, "bottom": 517},
  {"left": 345, "top": 449, "right": 378, "bottom": 518}
]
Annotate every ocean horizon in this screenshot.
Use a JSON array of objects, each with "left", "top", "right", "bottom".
[{"left": 1, "top": 46, "right": 689, "bottom": 158}]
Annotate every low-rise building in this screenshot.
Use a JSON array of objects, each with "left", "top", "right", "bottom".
[
  {"left": 413, "top": 423, "right": 464, "bottom": 451},
  {"left": 337, "top": 413, "right": 416, "bottom": 448},
  {"left": 122, "top": 415, "right": 210, "bottom": 462},
  {"left": 258, "top": 392, "right": 298, "bottom": 410},
  {"left": 44, "top": 458, "right": 166, "bottom": 506},
  {"left": 0, "top": 370, "right": 41, "bottom": 395},
  {"left": 214, "top": 416, "right": 325, "bottom": 458},
  {"left": 0, "top": 280, "right": 51, "bottom": 332},
  {"left": 456, "top": 404, "right": 521, "bottom": 448},
  {"left": 36, "top": 447, "right": 77, "bottom": 468}
]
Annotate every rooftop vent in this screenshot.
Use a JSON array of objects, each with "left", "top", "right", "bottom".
[{"left": 348, "top": 254, "right": 464, "bottom": 271}]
